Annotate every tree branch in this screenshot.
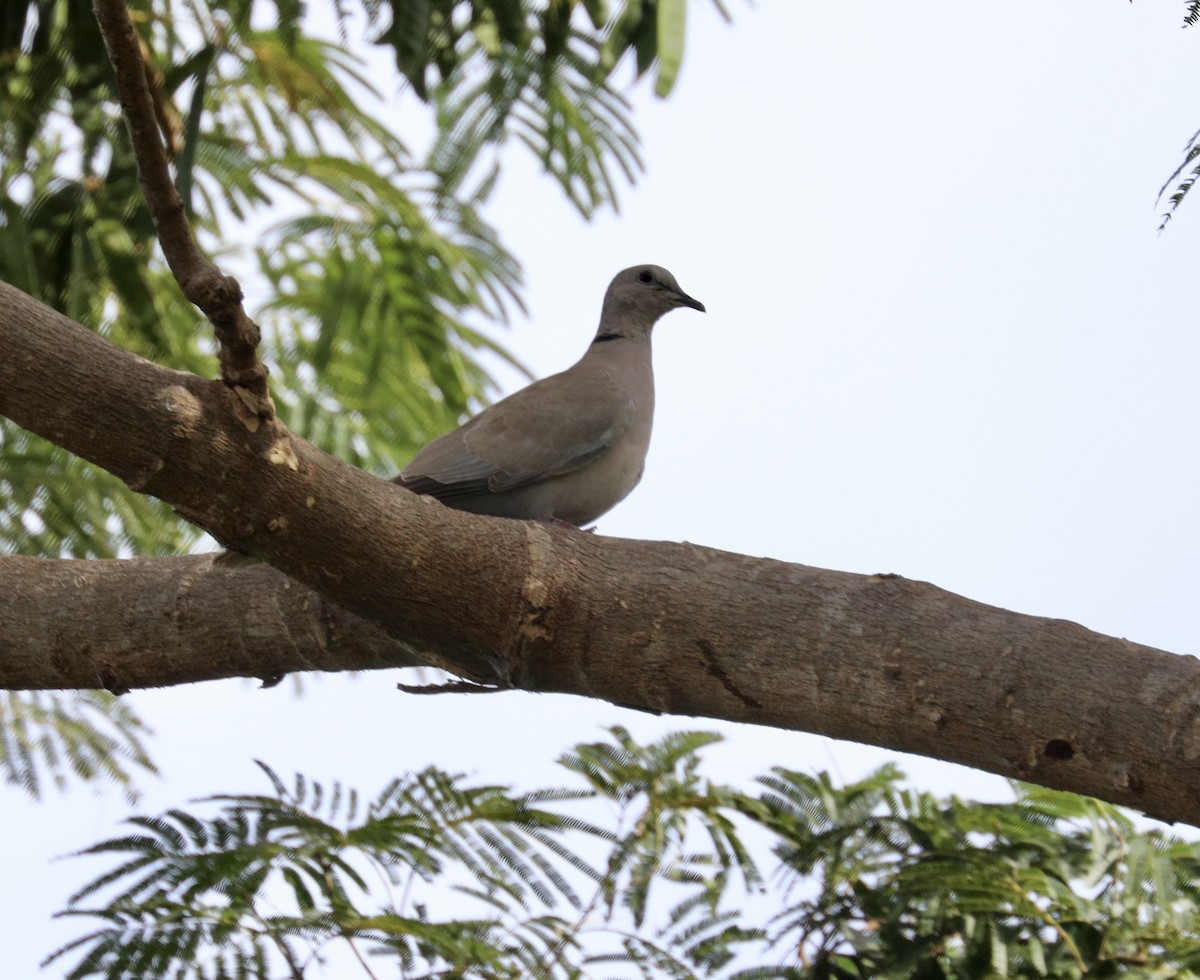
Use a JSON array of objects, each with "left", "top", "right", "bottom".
[
  {"left": 2, "top": 281, "right": 1199, "bottom": 825},
  {"left": 91, "top": 0, "right": 272, "bottom": 419},
  {"left": 0, "top": 554, "right": 436, "bottom": 691}
]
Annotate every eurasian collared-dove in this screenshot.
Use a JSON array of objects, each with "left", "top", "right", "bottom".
[{"left": 394, "top": 265, "right": 704, "bottom": 525}]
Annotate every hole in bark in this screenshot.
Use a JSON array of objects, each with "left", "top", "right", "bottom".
[{"left": 1044, "top": 738, "right": 1075, "bottom": 761}]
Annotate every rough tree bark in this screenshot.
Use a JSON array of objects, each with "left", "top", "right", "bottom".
[
  {"left": 0, "top": 554, "right": 427, "bottom": 690},
  {"left": 1, "top": 280, "right": 1199, "bottom": 826}
]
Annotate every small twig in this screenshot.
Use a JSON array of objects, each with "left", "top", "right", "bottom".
[
  {"left": 345, "top": 935, "right": 382, "bottom": 980},
  {"left": 396, "top": 679, "right": 506, "bottom": 695},
  {"left": 92, "top": 0, "right": 274, "bottom": 423}
]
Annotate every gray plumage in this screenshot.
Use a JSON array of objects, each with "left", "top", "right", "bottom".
[{"left": 394, "top": 264, "right": 704, "bottom": 525}]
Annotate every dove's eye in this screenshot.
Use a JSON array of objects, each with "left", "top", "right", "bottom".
[{"left": 638, "top": 270, "right": 654, "bottom": 284}]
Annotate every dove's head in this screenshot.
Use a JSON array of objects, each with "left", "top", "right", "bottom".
[{"left": 596, "top": 265, "right": 705, "bottom": 340}]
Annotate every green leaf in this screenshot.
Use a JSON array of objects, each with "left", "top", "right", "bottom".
[
  {"left": 600, "top": 0, "right": 644, "bottom": 76},
  {"left": 174, "top": 45, "right": 216, "bottom": 215},
  {"left": 655, "top": 0, "right": 687, "bottom": 97},
  {"left": 378, "top": 0, "right": 434, "bottom": 98},
  {"left": 583, "top": 0, "right": 609, "bottom": 30},
  {"left": 633, "top": 6, "right": 658, "bottom": 78},
  {"left": 488, "top": 0, "right": 527, "bottom": 46}
]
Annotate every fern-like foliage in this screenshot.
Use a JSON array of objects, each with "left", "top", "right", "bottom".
[
  {"left": 47, "top": 730, "right": 764, "bottom": 978},
  {"left": 256, "top": 168, "right": 526, "bottom": 473},
  {"left": 44, "top": 730, "right": 1200, "bottom": 977},
  {"left": 1158, "top": 5, "right": 1200, "bottom": 227},
  {"left": 746, "top": 767, "right": 1200, "bottom": 978},
  {"left": 560, "top": 726, "right": 761, "bottom": 932},
  {"left": 426, "top": 28, "right": 642, "bottom": 218},
  {"left": 0, "top": 691, "right": 156, "bottom": 801},
  {"left": 40, "top": 730, "right": 1200, "bottom": 976},
  {"left": 366, "top": 0, "right": 734, "bottom": 216},
  {"left": 1157, "top": 125, "right": 1200, "bottom": 231},
  {"left": 47, "top": 762, "right": 554, "bottom": 977}
]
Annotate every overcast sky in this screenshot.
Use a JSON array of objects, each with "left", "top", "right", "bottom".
[{"left": 7, "top": 2, "right": 1200, "bottom": 972}]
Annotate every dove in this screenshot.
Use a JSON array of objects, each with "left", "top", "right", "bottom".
[{"left": 394, "top": 264, "right": 705, "bottom": 526}]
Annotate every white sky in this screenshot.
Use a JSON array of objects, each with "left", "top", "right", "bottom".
[{"left": 7, "top": 1, "right": 1200, "bottom": 973}]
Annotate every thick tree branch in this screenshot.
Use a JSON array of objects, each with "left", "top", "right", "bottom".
[
  {"left": 0, "top": 554, "right": 436, "bottom": 691},
  {"left": 92, "top": 0, "right": 272, "bottom": 418},
  {"left": 1, "top": 281, "right": 1199, "bottom": 825}
]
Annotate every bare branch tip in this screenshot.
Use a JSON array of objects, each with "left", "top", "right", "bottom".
[{"left": 397, "top": 679, "right": 506, "bottom": 696}]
